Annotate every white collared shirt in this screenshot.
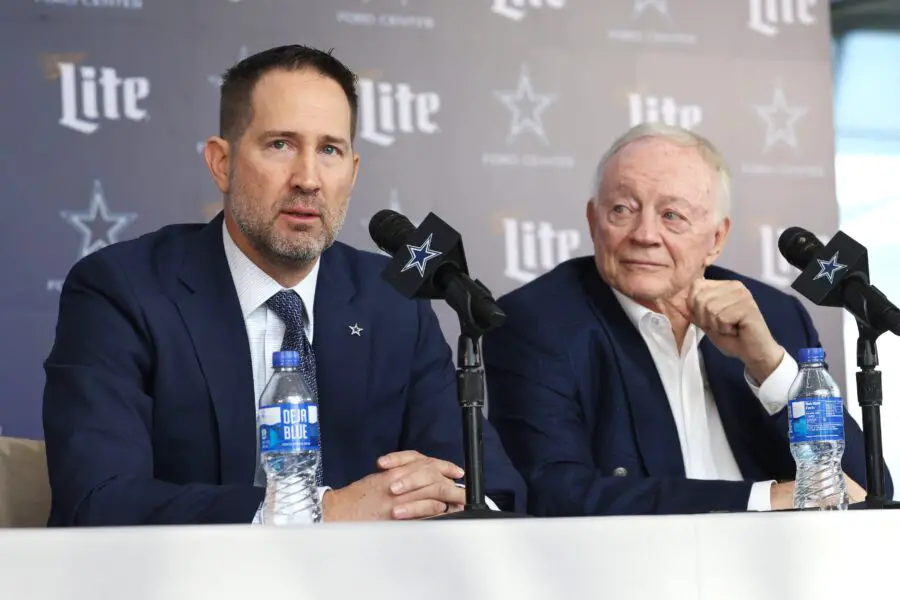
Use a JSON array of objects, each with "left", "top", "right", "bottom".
[
  {"left": 221, "top": 221, "right": 326, "bottom": 522},
  {"left": 611, "top": 289, "right": 799, "bottom": 511},
  {"left": 221, "top": 221, "right": 320, "bottom": 408}
]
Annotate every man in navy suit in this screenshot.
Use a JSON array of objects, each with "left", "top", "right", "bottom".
[
  {"left": 42, "top": 44, "right": 525, "bottom": 526},
  {"left": 483, "top": 122, "right": 889, "bottom": 517}
]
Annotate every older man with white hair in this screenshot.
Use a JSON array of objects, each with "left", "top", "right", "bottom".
[{"left": 483, "top": 122, "right": 887, "bottom": 516}]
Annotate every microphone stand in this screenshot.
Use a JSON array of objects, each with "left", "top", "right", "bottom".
[
  {"left": 854, "top": 320, "right": 898, "bottom": 509},
  {"left": 431, "top": 274, "right": 527, "bottom": 520}
]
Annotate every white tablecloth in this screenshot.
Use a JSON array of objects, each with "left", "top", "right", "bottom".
[{"left": 1, "top": 509, "right": 897, "bottom": 599}]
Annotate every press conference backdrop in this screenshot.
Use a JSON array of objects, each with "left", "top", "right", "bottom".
[{"left": 0, "top": 1, "right": 842, "bottom": 450}]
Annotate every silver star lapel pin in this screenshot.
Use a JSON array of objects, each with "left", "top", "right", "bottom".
[{"left": 349, "top": 323, "right": 364, "bottom": 336}]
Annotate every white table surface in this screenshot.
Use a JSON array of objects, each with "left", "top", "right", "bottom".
[{"left": 1, "top": 509, "right": 897, "bottom": 600}]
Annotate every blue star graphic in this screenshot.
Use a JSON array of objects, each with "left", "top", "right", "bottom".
[
  {"left": 813, "top": 252, "right": 847, "bottom": 285},
  {"left": 400, "top": 233, "right": 441, "bottom": 277},
  {"left": 60, "top": 180, "right": 137, "bottom": 258}
]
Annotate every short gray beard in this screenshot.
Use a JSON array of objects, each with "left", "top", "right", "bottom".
[{"left": 228, "top": 176, "right": 347, "bottom": 268}]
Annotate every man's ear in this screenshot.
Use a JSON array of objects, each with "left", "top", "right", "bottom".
[
  {"left": 706, "top": 216, "right": 731, "bottom": 266},
  {"left": 351, "top": 151, "right": 360, "bottom": 189},
  {"left": 586, "top": 198, "right": 597, "bottom": 238},
  {"left": 204, "top": 136, "right": 231, "bottom": 194}
]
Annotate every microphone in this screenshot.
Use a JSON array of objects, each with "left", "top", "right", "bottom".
[
  {"left": 778, "top": 227, "right": 900, "bottom": 509},
  {"left": 778, "top": 226, "right": 900, "bottom": 337},
  {"left": 368, "top": 209, "right": 505, "bottom": 332},
  {"left": 367, "top": 210, "right": 525, "bottom": 520}
]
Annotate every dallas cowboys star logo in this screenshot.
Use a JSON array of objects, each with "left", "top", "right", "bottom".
[
  {"left": 494, "top": 64, "right": 557, "bottom": 146},
  {"left": 754, "top": 87, "right": 808, "bottom": 150},
  {"left": 349, "top": 323, "right": 364, "bottom": 336},
  {"left": 60, "top": 180, "right": 137, "bottom": 258},
  {"left": 813, "top": 252, "right": 848, "bottom": 285},
  {"left": 400, "top": 233, "right": 441, "bottom": 277}
]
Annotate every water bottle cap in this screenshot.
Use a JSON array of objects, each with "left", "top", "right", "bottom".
[
  {"left": 798, "top": 347, "right": 825, "bottom": 364},
  {"left": 272, "top": 350, "right": 300, "bottom": 368}
]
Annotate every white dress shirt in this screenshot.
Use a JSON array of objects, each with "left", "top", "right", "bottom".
[
  {"left": 221, "top": 222, "right": 326, "bottom": 523},
  {"left": 611, "top": 289, "right": 799, "bottom": 511}
]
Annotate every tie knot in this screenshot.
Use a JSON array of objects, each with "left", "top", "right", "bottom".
[{"left": 266, "top": 290, "right": 307, "bottom": 328}]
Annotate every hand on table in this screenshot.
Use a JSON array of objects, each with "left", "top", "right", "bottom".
[{"left": 322, "top": 451, "right": 466, "bottom": 521}]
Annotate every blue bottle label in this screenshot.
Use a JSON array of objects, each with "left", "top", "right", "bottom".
[
  {"left": 259, "top": 402, "right": 320, "bottom": 454},
  {"left": 788, "top": 396, "right": 844, "bottom": 443}
]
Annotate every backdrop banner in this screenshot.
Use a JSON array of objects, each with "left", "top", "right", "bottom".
[{"left": 0, "top": 0, "right": 837, "bottom": 440}]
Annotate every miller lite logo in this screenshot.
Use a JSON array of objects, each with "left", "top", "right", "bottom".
[
  {"left": 628, "top": 92, "right": 703, "bottom": 130},
  {"left": 491, "top": 0, "right": 566, "bottom": 21},
  {"left": 748, "top": 0, "right": 817, "bottom": 37},
  {"left": 57, "top": 62, "right": 150, "bottom": 134},
  {"left": 504, "top": 218, "right": 580, "bottom": 283},
  {"left": 358, "top": 77, "right": 440, "bottom": 147}
]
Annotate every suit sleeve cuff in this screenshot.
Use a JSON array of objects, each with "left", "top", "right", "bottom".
[
  {"left": 748, "top": 480, "right": 775, "bottom": 511},
  {"left": 744, "top": 351, "right": 798, "bottom": 415}
]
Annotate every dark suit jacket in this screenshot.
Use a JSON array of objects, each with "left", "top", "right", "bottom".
[
  {"left": 483, "top": 256, "right": 891, "bottom": 516},
  {"left": 42, "top": 213, "right": 525, "bottom": 526}
]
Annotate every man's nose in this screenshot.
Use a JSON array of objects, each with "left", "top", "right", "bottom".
[
  {"left": 630, "top": 212, "right": 663, "bottom": 245},
  {"left": 289, "top": 148, "right": 322, "bottom": 194}
]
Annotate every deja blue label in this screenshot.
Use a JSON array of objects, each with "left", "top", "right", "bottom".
[
  {"left": 788, "top": 396, "right": 844, "bottom": 443},
  {"left": 259, "top": 402, "right": 320, "bottom": 454}
]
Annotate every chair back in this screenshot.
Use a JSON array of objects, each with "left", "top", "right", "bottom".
[{"left": 0, "top": 436, "right": 51, "bottom": 527}]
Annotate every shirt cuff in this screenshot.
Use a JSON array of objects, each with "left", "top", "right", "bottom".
[
  {"left": 252, "top": 486, "right": 332, "bottom": 525},
  {"left": 748, "top": 480, "right": 776, "bottom": 511},
  {"left": 318, "top": 486, "right": 332, "bottom": 519},
  {"left": 744, "top": 351, "right": 799, "bottom": 415}
]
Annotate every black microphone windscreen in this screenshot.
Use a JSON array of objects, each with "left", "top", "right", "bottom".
[
  {"left": 778, "top": 226, "right": 825, "bottom": 270},
  {"left": 369, "top": 210, "right": 416, "bottom": 255}
]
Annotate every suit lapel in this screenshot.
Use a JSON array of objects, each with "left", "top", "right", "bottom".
[
  {"left": 312, "top": 245, "right": 372, "bottom": 485},
  {"left": 173, "top": 214, "right": 257, "bottom": 485},
  {"left": 581, "top": 267, "right": 685, "bottom": 477}
]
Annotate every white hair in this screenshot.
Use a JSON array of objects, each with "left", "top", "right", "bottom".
[{"left": 589, "top": 122, "right": 732, "bottom": 221}]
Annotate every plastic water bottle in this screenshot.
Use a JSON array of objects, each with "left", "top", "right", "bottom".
[
  {"left": 258, "top": 350, "right": 322, "bottom": 525},
  {"left": 788, "top": 347, "right": 849, "bottom": 511}
]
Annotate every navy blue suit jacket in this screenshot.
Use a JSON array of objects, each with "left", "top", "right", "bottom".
[
  {"left": 483, "top": 256, "right": 891, "bottom": 516},
  {"left": 42, "top": 213, "right": 525, "bottom": 526}
]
